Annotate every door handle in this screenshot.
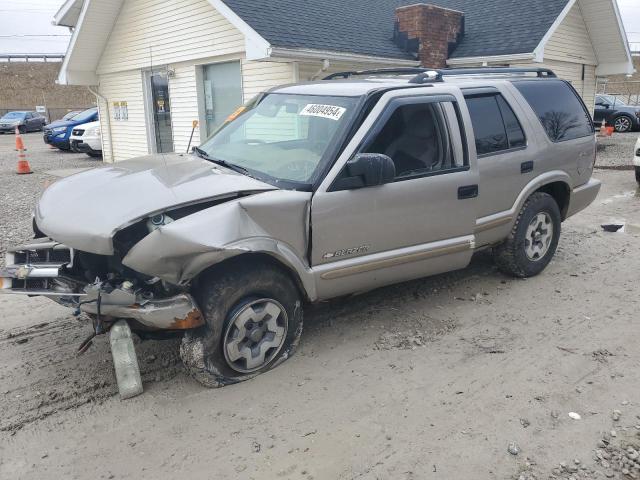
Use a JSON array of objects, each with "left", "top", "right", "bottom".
[
  {"left": 521, "top": 161, "right": 534, "bottom": 174},
  {"left": 458, "top": 184, "right": 478, "bottom": 200}
]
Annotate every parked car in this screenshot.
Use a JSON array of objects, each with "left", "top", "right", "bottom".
[
  {"left": 70, "top": 121, "right": 102, "bottom": 158},
  {"left": 1, "top": 67, "right": 600, "bottom": 390},
  {"left": 594, "top": 95, "right": 640, "bottom": 133},
  {"left": 634, "top": 137, "right": 640, "bottom": 184},
  {"left": 0, "top": 111, "right": 46, "bottom": 134},
  {"left": 43, "top": 107, "right": 98, "bottom": 150}
]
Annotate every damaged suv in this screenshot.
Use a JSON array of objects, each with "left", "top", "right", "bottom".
[{"left": 1, "top": 67, "right": 600, "bottom": 391}]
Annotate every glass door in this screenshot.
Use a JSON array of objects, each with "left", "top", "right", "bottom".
[
  {"left": 150, "top": 72, "right": 174, "bottom": 153},
  {"left": 202, "top": 61, "right": 242, "bottom": 137}
]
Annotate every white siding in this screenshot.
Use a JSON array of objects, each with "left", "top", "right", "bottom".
[
  {"left": 544, "top": 2, "right": 597, "bottom": 65},
  {"left": 97, "top": 0, "right": 244, "bottom": 75},
  {"left": 97, "top": 70, "right": 148, "bottom": 162},
  {"left": 296, "top": 60, "right": 396, "bottom": 82},
  {"left": 242, "top": 60, "right": 295, "bottom": 102},
  {"left": 169, "top": 62, "right": 201, "bottom": 153}
]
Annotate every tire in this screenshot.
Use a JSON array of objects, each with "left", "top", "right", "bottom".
[
  {"left": 493, "top": 192, "right": 561, "bottom": 278},
  {"left": 635, "top": 166, "right": 640, "bottom": 185},
  {"left": 180, "top": 258, "right": 303, "bottom": 387},
  {"left": 613, "top": 115, "right": 634, "bottom": 133},
  {"left": 18, "top": 125, "right": 26, "bottom": 134},
  {"left": 86, "top": 151, "right": 102, "bottom": 158}
]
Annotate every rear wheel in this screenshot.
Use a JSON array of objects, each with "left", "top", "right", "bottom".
[
  {"left": 493, "top": 192, "right": 561, "bottom": 278},
  {"left": 613, "top": 115, "right": 633, "bottom": 133},
  {"left": 180, "top": 258, "right": 303, "bottom": 387},
  {"left": 635, "top": 166, "right": 640, "bottom": 184}
]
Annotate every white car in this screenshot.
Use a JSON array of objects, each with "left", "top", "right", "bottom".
[
  {"left": 70, "top": 121, "right": 102, "bottom": 158},
  {"left": 635, "top": 137, "right": 640, "bottom": 185}
]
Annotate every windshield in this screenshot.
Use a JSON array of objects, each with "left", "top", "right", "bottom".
[
  {"left": 2, "top": 112, "right": 26, "bottom": 120},
  {"left": 71, "top": 108, "right": 98, "bottom": 122},
  {"left": 63, "top": 111, "right": 80, "bottom": 120},
  {"left": 599, "top": 96, "right": 627, "bottom": 106},
  {"left": 198, "top": 93, "right": 358, "bottom": 186}
]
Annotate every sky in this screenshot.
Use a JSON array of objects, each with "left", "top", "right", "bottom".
[{"left": 0, "top": 0, "right": 638, "bottom": 55}]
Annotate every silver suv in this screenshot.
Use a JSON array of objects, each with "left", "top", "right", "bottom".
[{"left": 1, "top": 67, "right": 600, "bottom": 389}]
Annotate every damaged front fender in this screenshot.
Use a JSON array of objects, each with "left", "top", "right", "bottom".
[{"left": 122, "top": 190, "right": 317, "bottom": 300}]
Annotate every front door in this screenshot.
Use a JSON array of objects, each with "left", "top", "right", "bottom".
[
  {"left": 311, "top": 87, "right": 479, "bottom": 300},
  {"left": 150, "top": 72, "right": 174, "bottom": 153},
  {"left": 202, "top": 61, "right": 243, "bottom": 137}
]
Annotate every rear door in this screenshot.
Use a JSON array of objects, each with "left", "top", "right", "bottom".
[{"left": 310, "top": 86, "right": 479, "bottom": 300}]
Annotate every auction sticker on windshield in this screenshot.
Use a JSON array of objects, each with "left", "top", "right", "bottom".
[{"left": 300, "top": 104, "right": 346, "bottom": 121}]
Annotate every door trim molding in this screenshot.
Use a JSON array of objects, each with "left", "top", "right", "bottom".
[{"left": 316, "top": 236, "right": 474, "bottom": 280}]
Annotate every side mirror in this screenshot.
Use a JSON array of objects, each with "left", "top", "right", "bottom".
[{"left": 333, "top": 153, "right": 396, "bottom": 190}]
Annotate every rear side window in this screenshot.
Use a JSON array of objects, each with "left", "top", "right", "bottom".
[
  {"left": 513, "top": 80, "right": 593, "bottom": 142},
  {"left": 465, "top": 94, "right": 526, "bottom": 156}
]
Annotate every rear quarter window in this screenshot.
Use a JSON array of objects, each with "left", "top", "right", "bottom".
[{"left": 513, "top": 80, "right": 593, "bottom": 142}]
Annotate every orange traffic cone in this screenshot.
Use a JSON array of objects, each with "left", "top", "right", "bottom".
[
  {"left": 600, "top": 120, "right": 608, "bottom": 136},
  {"left": 15, "top": 127, "right": 32, "bottom": 174}
]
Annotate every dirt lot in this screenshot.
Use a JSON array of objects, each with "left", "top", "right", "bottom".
[{"left": 1, "top": 132, "right": 640, "bottom": 480}]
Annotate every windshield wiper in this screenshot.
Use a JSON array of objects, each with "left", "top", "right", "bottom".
[{"left": 193, "top": 147, "right": 250, "bottom": 176}]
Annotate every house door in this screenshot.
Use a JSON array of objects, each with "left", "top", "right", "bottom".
[
  {"left": 150, "top": 72, "right": 174, "bottom": 153},
  {"left": 202, "top": 61, "right": 242, "bottom": 137}
]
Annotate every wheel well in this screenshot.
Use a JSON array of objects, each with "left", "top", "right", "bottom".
[
  {"left": 536, "top": 181, "right": 570, "bottom": 220},
  {"left": 193, "top": 252, "right": 309, "bottom": 302}
]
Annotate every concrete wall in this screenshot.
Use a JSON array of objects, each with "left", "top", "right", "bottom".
[{"left": 0, "top": 62, "right": 95, "bottom": 121}]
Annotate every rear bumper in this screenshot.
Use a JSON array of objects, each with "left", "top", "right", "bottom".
[
  {"left": 1, "top": 239, "right": 203, "bottom": 330},
  {"left": 566, "top": 178, "right": 601, "bottom": 218}
]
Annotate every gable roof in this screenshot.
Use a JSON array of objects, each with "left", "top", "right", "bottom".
[
  {"left": 54, "top": 0, "right": 633, "bottom": 85},
  {"left": 221, "top": 0, "right": 570, "bottom": 60}
]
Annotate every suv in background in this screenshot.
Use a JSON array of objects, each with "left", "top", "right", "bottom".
[
  {"left": 594, "top": 95, "right": 640, "bottom": 133},
  {"left": 43, "top": 107, "right": 98, "bottom": 150},
  {"left": 1, "top": 67, "right": 600, "bottom": 393},
  {"left": 0, "top": 111, "right": 46, "bottom": 134},
  {"left": 70, "top": 121, "right": 102, "bottom": 158}
]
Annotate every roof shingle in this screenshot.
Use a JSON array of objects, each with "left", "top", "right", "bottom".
[{"left": 221, "top": 0, "right": 570, "bottom": 60}]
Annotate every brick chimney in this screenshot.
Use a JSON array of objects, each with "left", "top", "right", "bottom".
[{"left": 395, "top": 4, "right": 465, "bottom": 68}]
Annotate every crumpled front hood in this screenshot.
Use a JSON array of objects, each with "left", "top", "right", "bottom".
[{"left": 35, "top": 153, "right": 276, "bottom": 255}]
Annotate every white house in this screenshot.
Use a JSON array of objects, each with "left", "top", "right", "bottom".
[{"left": 54, "top": 0, "right": 633, "bottom": 162}]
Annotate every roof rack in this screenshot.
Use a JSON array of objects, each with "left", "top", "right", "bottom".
[{"left": 323, "top": 67, "right": 557, "bottom": 84}]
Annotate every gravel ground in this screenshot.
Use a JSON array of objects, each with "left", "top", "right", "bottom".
[
  {"left": 596, "top": 132, "right": 639, "bottom": 169},
  {"left": 0, "top": 132, "right": 101, "bottom": 266},
  {"left": 1, "top": 132, "right": 640, "bottom": 480}
]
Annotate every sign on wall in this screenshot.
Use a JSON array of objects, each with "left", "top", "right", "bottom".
[
  {"left": 35, "top": 105, "right": 46, "bottom": 113},
  {"left": 113, "top": 101, "right": 129, "bottom": 121}
]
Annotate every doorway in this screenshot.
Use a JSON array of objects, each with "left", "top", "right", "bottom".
[
  {"left": 202, "top": 61, "right": 242, "bottom": 137},
  {"left": 148, "top": 71, "right": 174, "bottom": 153}
]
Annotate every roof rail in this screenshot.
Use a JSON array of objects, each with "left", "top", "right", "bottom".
[
  {"left": 323, "top": 66, "right": 557, "bottom": 83},
  {"left": 323, "top": 67, "right": 428, "bottom": 80}
]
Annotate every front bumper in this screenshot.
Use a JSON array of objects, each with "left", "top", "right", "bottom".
[
  {"left": 70, "top": 138, "right": 101, "bottom": 154},
  {"left": 0, "top": 125, "right": 19, "bottom": 133},
  {"left": 566, "top": 178, "right": 602, "bottom": 218},
  {"left": 43, "top": 132, "right": 70, "bottom": 149},
  {"left": 1, "top": 239, "right": 203, "bottom": 330}
]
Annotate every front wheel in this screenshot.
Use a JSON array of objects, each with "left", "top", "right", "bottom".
[
  {"left": 613, "top": 115, "right": 633, "bottom": 133},
  {"left": 180, "top": 258, "right": 303, "bottom": 387},
  {"left": 493, "top": 192, "right": 561, "bottom": 278},
  {"left": 18, "top": 125, "right": 26, "bottom": 134},
  {"left": 635, "top": 166, "right": 640, "bottom": 184}
]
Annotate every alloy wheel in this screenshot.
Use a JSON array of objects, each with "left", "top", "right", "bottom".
[
  {"left": 524, "top": 212, "right": 554, "bottom": 261},
  {"left": 614, "top": 116, "right": 632, "bottom": 133},
  {"left": 223, "top": 298, "right": 288, "bottom": 373}
]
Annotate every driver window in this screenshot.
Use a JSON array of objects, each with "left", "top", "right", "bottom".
[{"left": 363, "top": 102, "right": 457, "bottom": 179}]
